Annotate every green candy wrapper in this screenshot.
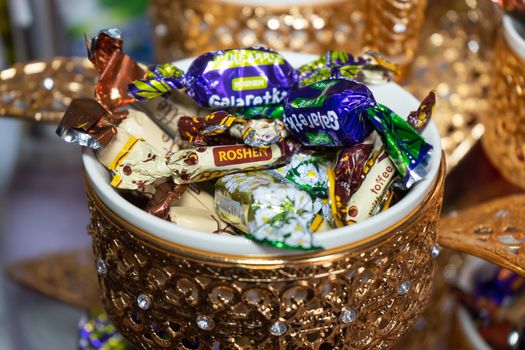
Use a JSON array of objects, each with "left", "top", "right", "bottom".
[
  {"left": 233, "top": 105, "right": 285, "bottom": 120},
  {"left": 366, "top": 104, "right": 433, "bottom": 188},
  {"left": 215, "top": 171, "right": 327, "bottom": 250}
]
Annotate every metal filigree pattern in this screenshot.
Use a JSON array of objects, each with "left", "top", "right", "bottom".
[
  {"left": 86, "top": 159, "right": 444, "bottom": 350},
  {"left": 0, "top": 57, "right": 97, "bottom": 123},
  {"left": 149, "top": 0, "right": 426, "bottom": 73},
  {"left": 439, "top": 194, "right": 525, "bottom": 277},
  {"left": 481, "top": 28, "right": 525, "bottom": 189},
  {"left": 6, "top": 248, "right": 101, "bottom": 309}
]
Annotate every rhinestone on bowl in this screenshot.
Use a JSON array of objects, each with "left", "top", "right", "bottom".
[
  {"left": 339, "top": 307, "right": 357, "bottom": 324},
  {"left": 196, "top": 315, "right": 215, "bottom": 331},
  {"left": 495, "top": 209, "right": 510, "bottom": 219},
  {"left": 430, "top": 244, "right": 441, "bottom": 258},
  {"left": 96, "top": 259, "right": 107, "bottom": 274},
  {"left": 137, "top": 294, "right": 151, "bottom": 310},
  {"left": 269, "top": 321, "right": 288, "bottom": 336},
  {"left": 398, "top": 281, "right": 411, "bottom": 295}
]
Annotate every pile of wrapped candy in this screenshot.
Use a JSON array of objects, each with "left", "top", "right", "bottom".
[
  {"left": 456, "top": 267, "right": 525, "bottom": 349},
  {"left": 57, "top": 28, "right": 436, "bottom": 250}
]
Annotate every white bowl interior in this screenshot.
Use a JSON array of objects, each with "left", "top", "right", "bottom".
[
  {"left": 83, "top": 52, "right": 442, "bottom": 257},
  {"left": 504, "top": 15, "right": 525, "bottom": 61}
]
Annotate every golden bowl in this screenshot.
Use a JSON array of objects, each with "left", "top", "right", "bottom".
[{"left": 87, "top": 158, "right": 445, "bottom": 349}]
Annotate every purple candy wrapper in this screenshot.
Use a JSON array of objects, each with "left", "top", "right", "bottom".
[
  {"left": 283, "top": 79, "right": 373, "bottom": 147},
  {"left": 130, "top": 47, "right": 296, "bottom": 109}
]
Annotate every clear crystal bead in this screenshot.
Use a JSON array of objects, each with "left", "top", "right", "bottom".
[
  {"left": 430, "top": 244, "right": 441, "bottom": 258},
  {"left": 269, "top": 321, "right": 288, "bottom": 336},
  {"left": 137, "top": 294, "right": 151, "bottom": 310},
  {"left": 96, "top": 259, "right": 107, "bottom": 274},
  {"left": 339, "top": 308, "right": 357, "bottom": 324},
  {"left": 495, "top": 209, "right": 510, "bottom": 219},
  {"left": 398, "top": 281, "right": 411, "bottom": 295},
  {"left": 196, "top": 315, "right": 214, "bottom": 331}
]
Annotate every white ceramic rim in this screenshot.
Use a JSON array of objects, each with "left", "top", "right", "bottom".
[
  {"left": 503, "top": 15, "right": 525, "bottom": 61},
  {"left": 457, "top": 307, "right": 492, "bottom": 350},
  {"left": 83, "top": 52, "right": 442, "bottom": 257}
]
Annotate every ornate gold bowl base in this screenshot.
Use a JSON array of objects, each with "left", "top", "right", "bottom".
[{"left": 87, "top": 159, "right": 445, "bottom": 349}]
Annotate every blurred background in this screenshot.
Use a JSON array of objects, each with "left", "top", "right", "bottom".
[{"left": 0, "top": 0, "right": 524, "bottom": 349}]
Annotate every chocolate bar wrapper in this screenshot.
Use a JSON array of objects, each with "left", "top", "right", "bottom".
[
  {"left": 274, "top": 150, "right": 332, "bottom": 198},
  {"left": 329, "top": 132, "right": 397, "bottom": 226},
  {"left": 215, "top": 171, "right": 325, "bottom": 250},
  {"left": 95, "top": 129, "right": 172, "bottom": 190},
  {"left": 129, "top": 47, "right": 295, "bottom": 108},
  {"left": 168, "top": 141, "right": 292, "bottom": 184},
  {"left": 296, "top": 50, "right": 398, "bottom": 87}
]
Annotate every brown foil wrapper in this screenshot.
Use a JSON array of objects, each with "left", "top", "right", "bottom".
[
  {"left": 168, "top": 141, "right": 293, "bottom": 184},
  {"left": 55, "top": 98, "right": 116, "bottom": 149},
  {"left": 407, "top": 90, "right": 436, "bottom": 132},
  {"left": 330, "top": 132, "right": 396, "bottom": 226},
  {"left": 145, "top": 180, "right": 187, "bottom": 219},
  {"left": 95, "top": 51, "right": 146, "bottom": 112},
  {"left": 86, "top": 29, "right": 123, "bottom": 74}
]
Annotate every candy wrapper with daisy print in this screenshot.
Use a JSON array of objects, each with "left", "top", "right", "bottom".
[
  {"left": 273, "top": 150, "right": 333, "bottom": 198},
  {"left": 215, "top": 171, "right": 330, "bottom": 250}
]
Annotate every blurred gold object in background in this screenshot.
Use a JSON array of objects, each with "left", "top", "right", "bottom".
[
  {"left": 404, "top": 0, "right": 499, "bottom": 172},
  {"left": 149, "top": 0, "right": 426, "bottom": 76},
  {"left": 0, "top": 57, "right": 97, "bottom": 123},
  {"left": 482, "top": 21, "right": 525, "bottom": 189}
]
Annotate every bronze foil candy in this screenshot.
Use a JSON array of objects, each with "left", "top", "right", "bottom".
[
  {"left": 86, "top": 28, "right": 123, "bottom": 74},
  {"left": 55, "top": 98, "right": 116, "bottom": 149},
  {"left": 146, "top": 180, "right": 187, "bottom": 219},
  {"left": 95, "top": 51, "right": 146, "bottom": 112}
]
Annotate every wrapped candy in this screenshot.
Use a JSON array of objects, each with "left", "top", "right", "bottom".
[
  {"left": 215, "top": 171, "right": 328, "bottom": 250},
  {"left": 295, "top": 50, "right": 398, "bottom": 87},
  {"left": 129, "top": 48, "right": 296, "bottom": 108},
  {"left": 274, "top": 150, "right": 333, "bottom": 198},
  {"left": 78, "top": 310, "right": 130, "bottom": 350},
  {"left": 178, "top": 110, "right": 288, "bottom": 147},
  {"left": 168, "top": 141, "right": 293, "bottom": 184},
  {"left": 87, "top": 28, "right": 146, "bottom": 112},
  {"left": 329, "top": 132, "right": 397, "bottom": 226},
  {"left": 284, "top": 78, "right": 433, "bottom": 187}
]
